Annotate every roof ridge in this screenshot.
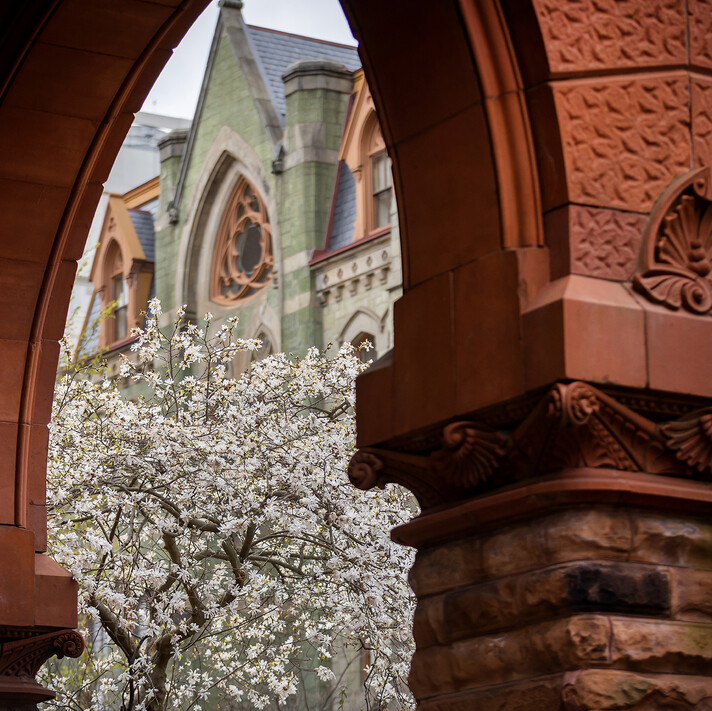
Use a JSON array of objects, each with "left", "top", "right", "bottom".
[{"left": 245, "top": 24, "right": 357, "bottom": 51}]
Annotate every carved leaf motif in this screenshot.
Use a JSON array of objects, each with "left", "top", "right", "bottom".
[
  {"left": 535, "top": 0, "right": 685, "bottom": 74},
  {"left": 555, "top": 77, "right": 690, "bottom": 212},
  {"left": 570, "top": 206, "right": 646, "bottom": 281},
  {"left": 0, "top": 629, "right": 84, "bottom": 679},
  {"left": 660, "top": 410, "right": 712, "bottom": 472},
  {"left": 433, "top": 422, "right": 508, "bottom": 488}
]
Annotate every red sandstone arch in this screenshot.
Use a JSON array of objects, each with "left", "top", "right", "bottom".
[{"left": 2, "top": 0, "right": 712, "bottom": 706}]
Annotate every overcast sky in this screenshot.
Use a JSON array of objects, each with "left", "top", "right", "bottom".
[{"left": 142, "top": 0, "right": 357, "bottom": 119}]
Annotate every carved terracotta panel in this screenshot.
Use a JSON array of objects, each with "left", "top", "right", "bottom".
[
  {"left": 569, "top": 206, "right": 647, "bottom": 281},
  {"left": 632, "top": 167, "right": 712, "bottom": 314},
  {"left": 689, "top": 0, "right": 712, "bottom": 69},
  {"left": 692, "top": 77, "right": 712, "bottom": 168},
  {"left": 534, "top": 0, "right": 685, "bottom": 75},
  {"left": 554, "top": 75, "right": 690, "bottom": 212}
]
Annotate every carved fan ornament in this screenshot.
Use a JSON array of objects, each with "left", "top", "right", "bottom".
[
  {"left": 211, "top": 177, "right": 274, "bottom": 305},
  {"left": 633, "top": 167, "right": 712, "bottom": 314},
  {"left": 348, "top": 381, "right": 712, "bottom": 512}
]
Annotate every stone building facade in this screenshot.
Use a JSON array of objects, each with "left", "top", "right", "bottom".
[{"left": 128, "top": 3, "right": 402, "bottom": 368}]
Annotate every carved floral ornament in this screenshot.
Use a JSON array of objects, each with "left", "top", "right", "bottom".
[
  {"left": 633, "top": 166, "right": 712, "bottom": 314},
  {"left": 348, "top": 381, "right": 712, "bottom": 511},
  {"left": 211, "top": 177, "right": 274, "bottom": 305},
  {"left": 0, "top": 626, "right": 84, "bottom": 699}
]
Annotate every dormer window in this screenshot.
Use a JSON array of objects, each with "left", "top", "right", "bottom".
[
  {"left": 78, "top": 181, "right": 157, "bottom": 358},
  {"left": 371, "top": 151, "right": 392, "bottom": 230}
]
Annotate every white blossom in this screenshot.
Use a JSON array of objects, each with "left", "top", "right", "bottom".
[{"left": 41, "top": 302, "right": 415, "bottom": 711}]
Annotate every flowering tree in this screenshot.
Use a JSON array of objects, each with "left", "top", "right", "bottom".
[{"left": 42, "top": 302, "right": 415, "bottom": 711}]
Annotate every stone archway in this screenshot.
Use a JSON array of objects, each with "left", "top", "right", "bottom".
[{"left": 0, "top": 0, "right": 712, "bottom": 708}]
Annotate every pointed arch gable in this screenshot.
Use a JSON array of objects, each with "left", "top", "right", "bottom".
[
  {"left": 339, "top": 307, "right": 383, "bottom": 354},
  {"left": 176, "top": 125, "right": 282, "bottom": 320}
]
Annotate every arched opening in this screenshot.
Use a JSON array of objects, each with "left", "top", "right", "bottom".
[{"left": 1, "top": 0, "right": 712, "bottom": 707}]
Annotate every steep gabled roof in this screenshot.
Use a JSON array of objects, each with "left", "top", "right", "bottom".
[
  {"left": 327, "top": 162, "right": 357, "bottom": 252},
  {"left": 245, "top": 25, "right": 360, "bottom": 120},
  {"left": 128, "top": 209, "right": 155, "bottom": 262}
]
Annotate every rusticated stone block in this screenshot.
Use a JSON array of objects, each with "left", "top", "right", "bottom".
[
  {"left": 408, "top": 615, "right": 610, "bottom": 698},
  {"left": 563, "top": 669, "right": 712, "bottom": 710},
  {"left": 416, "top": 671, "right": 712, "bottom": 710},
  {"left": 409, "top": 537, "right": 481, "bottom": 598},
  {"left": 554, "top": 75, "right": 690, "bottom": 212},
  {"left": 417, "top": 562, "right": 671, "bottom": 646},
  {"left": 533, "top": 0, "right": 685, "bottom": 76},
  {"left": 412, "top": 603, "right": 438, "bottom": 649},
  {"left": 564, "top": 563, "right": 670, "bottom": 615},
  {"left": 483, "top": 508, "right": 633, "bottom": 578},
  {"left": 411, "top": 508, "right": 633, "bottom": 598},
  {"left": 481, "top": 522, "right": 548, "bottom": 578},
  {"left": 672, "top": 569, "right": 712, "bottom": 622},
  {"left": 416, "top": 674, "right": 565, "bottom": 711},
  {"left": 631, "top": 513, "right": 712, "bottom": 569},
  {"left": 421, "top": 575, "right": 519, "bottom": 644},
  {"left": 541, "top": 508, "right": 632, "bottom": 564},
  {"left": 610, "top": 617, "right": 712, "bottom": 673}
]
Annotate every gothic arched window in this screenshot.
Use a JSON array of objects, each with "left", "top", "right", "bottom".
[{"left": 211, "top": 177, "right": 274, "bottom": 304}]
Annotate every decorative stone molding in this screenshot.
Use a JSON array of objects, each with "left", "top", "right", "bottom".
[
  {"left": 0, "top": 627, "right": 84, "bottom": 701},
  {"left": 660, "top": 409, "right": 712, "bottom": 472},
  {"left": 633, "top": 167, "right": 712, "bottom": 314},
  {"left": 349, "top": 381, "right": 712, "bottom": 510},
  {"left": 349, "top": 422, "right": 508, "bottom": 509},
  {"left": 314, "top": 234, "right": 392, "bottom": 306}
]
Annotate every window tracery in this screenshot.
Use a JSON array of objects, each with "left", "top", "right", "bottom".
[{"left": 211, "top": 177, "right": 273, "bottom": 305}]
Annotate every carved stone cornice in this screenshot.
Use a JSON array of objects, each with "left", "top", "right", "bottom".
[
  {"left": 349, "top": 381, "right": 712, "bottom": 511},
  {"left": 0, "top": 627, "right": 84, "bottom": 701},
  {"left": 350, "top": 423, "right": 508, "bottom": 509},
  {"left": 633, "top": 166, "right": 712, "bottom": 314}
]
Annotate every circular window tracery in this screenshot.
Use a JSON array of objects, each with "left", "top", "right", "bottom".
[{"left": 210, "top": 177, "right": 274, "bottom": 304}]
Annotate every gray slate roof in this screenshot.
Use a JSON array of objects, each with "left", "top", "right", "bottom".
[
  {"left": 328, "top": 162, "right": 357, "bottom": 251},
  {"left": 246, "top": 25, "right": 360, "bottom": 120},
  {"left": 128, "top": 209, "right": 155, "bottom": 262}
]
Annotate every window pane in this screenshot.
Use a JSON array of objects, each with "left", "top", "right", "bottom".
[
  {"left": 115, "top": 306, "right": 127, "bottom": 341},
  {"left": 113, "top": 274, "right": 127, "bottom": 307},
  {"left": 113, "top": 275, "right": 128, "bottom": 341},
  {"left": 374, "top": 189, "right": 391, "bottom": 228},
  {"left": 372, "top": 152, "right": 390, "bottom": 192}
]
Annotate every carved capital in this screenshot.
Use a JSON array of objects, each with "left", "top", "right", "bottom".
[
  {"left": 633, "top": 167, "right": 712, "bottom": 314},
  {"left": 0, "top": 627, "right": 84, "bottom": 701},
  {"left": 350, "top": 382, "right": 712, "bottom": 511},
  {"left": 349, "top": 421, "right": 508, "bottom": 510}
]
